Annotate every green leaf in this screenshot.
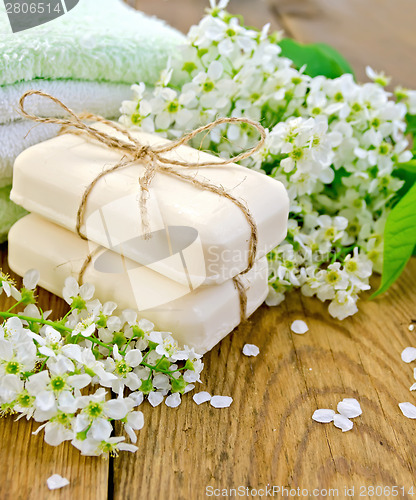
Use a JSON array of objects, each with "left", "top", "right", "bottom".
[
  {"left": 396, "top": 160, "right": 416, "bottom": 173},
  {"left": 405, "top": 113, "right": 416, "bottom": 135},
  {"left": 372, "top": 182, "right": 416, "bottom": 297},
  {"left": 277, "top": 38, "right": 354, "bottom": 79},
  {"left": 313, "top": 43, "right": 354, "bottom": 76},
  {"left": 393, "top": 161, "right": 416, "bottom": 200}
]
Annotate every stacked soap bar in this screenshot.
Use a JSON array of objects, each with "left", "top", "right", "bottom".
[
  {"left": 9, "top": 215, "right": 268, "bottom": 354},
  {"left": 9, "top": 124, "right": 289, "bottom": 353}
]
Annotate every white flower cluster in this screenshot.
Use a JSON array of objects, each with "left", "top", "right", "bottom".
[
  {"left": 0, "top": 271, "right": 203, "bottom": 457},
  {"left": 120, "top": 0, "right": 416, "bottom": 320}
]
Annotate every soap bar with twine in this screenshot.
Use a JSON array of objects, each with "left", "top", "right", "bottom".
[
  {"left": 8, "top": 214, "right": 269, "bottom": 354},
  {"left": 12, "top": 127, "right": 288, "bottom": 287}
]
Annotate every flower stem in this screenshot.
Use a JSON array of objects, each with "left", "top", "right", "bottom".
[
  {"left": 85, "top": 336, "right": 111, "bottom": 349},
  {"left": 120, "top": 335, "right": 136, "bottom": 356},
  {"left": 141, "top": 361, "right": 173, "bottom": 375},
  {"left": 62, "top": 307, "right": 74, "bottom": 321},
  {"left": 0, "top": 312, "right": 72, "bottom": 332},
  {"left": 7, "top": 299, "right": 24, "bottom": 313}
]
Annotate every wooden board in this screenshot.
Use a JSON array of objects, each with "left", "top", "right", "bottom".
[
  {"left": 111, "top": 260, "right": 416, "bottom": 500},
  {"left": 2, "top": 243, "right": 416, "bottom": 499},
  {"left": 130, "top": 0, "right": 280, "bottom": 33},
  {"left": 269, "top": 0, "right": 416, "bottom": 88},
  {"left": 2, "top": 1, "right": 416, "bottom": 499}
]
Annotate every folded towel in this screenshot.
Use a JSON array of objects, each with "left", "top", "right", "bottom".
[
  {"left": 0, "top": 80, "right": 134, "bottom": 232},
  {"left": 0, "top": 79, "right": 135, "bottom": 185},
  {"left": 0, "top": 121, "right": 60, "bottom": 187},
  {"left": 0, "top": 0, "right": 185, "bottom": 86},
  {"left": 0, "top": 185, "right": 27, "bottom": 243},
  {"left": 0, "top": 79, "right": 133, "bottom": 124}
]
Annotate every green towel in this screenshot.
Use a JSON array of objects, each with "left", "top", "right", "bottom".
[
  {"left": 0, "top": 0, "right": 185, "bottom": 242},
  {"left": 0, "top": 0, "right": 185, "bottom": 86},
  {"left": 0, "top": 185, "right": 27, "bottom": 243}
]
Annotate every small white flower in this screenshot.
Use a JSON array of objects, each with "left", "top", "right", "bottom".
[
  {"left": 123, "top": 411, "right": 144, "bottom": 443},
  {"left": 333, "top": 414, "right": 354, "bottom": 432},
  {"left": 72, "top": 436, "right": 138, "bottom": 457},
  {"left": 0, "top": 374, "right": 24, "bottom": 404},
  {"left": 42, "top": 420, "right": 76, "bottom": 447},
  {"left": 46, "top": 474, "right": 70, "bottom": 490},
  {"left": 0, "top": 335, "right": 37, "bottom": 376},
  {"left": 72, "top": 316, "right": 96, "bottom": 338},
  {"left": 75, "top": 389, "right": 131, "bottom": 442},
  {"left": 148, "top": 331, "right": 185, "bottom": 360},
  {"left": 242, "top": 344, "right": 260, "bottom": 357},
  {"left": 63, "top": 277, "right": 95, "bottom": 307},
  {"left": 290, "top": 320, "right": 309, "bottom": 335},
  {"left": 312, "top": 409, "right": 335, "bottom": 423},
  {"left": 366, "top": 66, "right": 391, "bottom": 87},
  {"left": 210, "top": 395, "right": 233, "bottom": 408},
  {"left": 0, "top": 272, "right": 20, "bottom": 300},
  {"left": 328, "top": 291, "right": 358, "bottom": 320}
]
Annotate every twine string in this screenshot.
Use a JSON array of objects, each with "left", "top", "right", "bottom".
[{"left": 19, "top": 90, "right": 267, "bottom": 320}]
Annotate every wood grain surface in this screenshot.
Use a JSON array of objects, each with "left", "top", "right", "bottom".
[
  {"left": 1, "top": 1, "right": 416, "bottom": 499},
  {"left": 130, "top": 0, "right": 280, "bottom": 33},
  {"left": 269, "top": 0, "right": 416, "bottom": 88},
  {"left": 111, "top": 261, "right": 416, "bottom": 500},
  {"left": 2, "top": 245, "right": 416, "bottom": 499}
]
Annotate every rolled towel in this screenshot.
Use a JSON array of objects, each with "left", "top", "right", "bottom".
[
  {"left": 0, "top": 185, "right": 27, "bottom": 243},
  {"left": 0, "top": 79, "right": 133, "bottom": 124},
  {"left": 0, "top": 0, "right": 185, "bottom": 86}
]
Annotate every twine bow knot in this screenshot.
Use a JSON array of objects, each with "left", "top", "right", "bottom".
[{"left": 19, "top": 90, "right": 267, "bottom": 320}]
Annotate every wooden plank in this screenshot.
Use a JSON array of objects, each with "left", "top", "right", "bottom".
[
  {"left": 269, "top": 0, "right": 416, "bottom": 88},
  {"left": 131, "top": 0, "right": 279, "bottom": 34},
  {"left": 113, "top": 258, "right": 416, "bottom": 499},
  {"left": 0, "top": 245, "right": 109, "bottom": 500}
]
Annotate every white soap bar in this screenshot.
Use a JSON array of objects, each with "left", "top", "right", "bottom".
[
  {"left": 8, "top": 214, "right": 268, "bottom": 354},
  {"left": 11, "top": 123, "right": 289, "bottom": 286}
]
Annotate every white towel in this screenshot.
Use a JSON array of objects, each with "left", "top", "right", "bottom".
[
  {"left": 0, "top": 121, "right": 60, "bottom": 186},
  {"left": 0, "top": 78, "right": 133, "bottom": 124},
  {"left": 0, "top": 79, "right": 135, "bottom": 186}
]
